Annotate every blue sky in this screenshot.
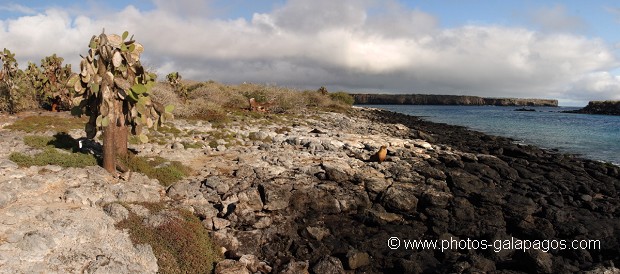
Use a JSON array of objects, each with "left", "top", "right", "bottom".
[{"left": 2, "top": 0, "right": 620, "bottom": 106}]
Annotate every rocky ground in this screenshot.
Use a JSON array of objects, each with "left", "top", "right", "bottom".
[{"left": 0, "top": 107, "right": 619, "bottom": 273}]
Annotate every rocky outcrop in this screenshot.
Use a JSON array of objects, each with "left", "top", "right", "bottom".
[
  {"left": 570, "top": 100, "right": 620, "bottom": 115},
  {"left": 352, "top": 93, "right": 559, "bottom": 106},
  {"left": 1, "top": 107, "right": 618, "bottom": 273}
]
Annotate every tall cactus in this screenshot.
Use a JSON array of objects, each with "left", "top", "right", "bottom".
[
  {"left": 68, "top": 30, "right": 174, "bottom": 173},
  {"left": 0, "top": 48, "right": 20, "bottom": 114}
]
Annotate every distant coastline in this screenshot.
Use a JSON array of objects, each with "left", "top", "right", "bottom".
[
  {"left": 350, "top": 93, "right": 558, "bottom": 107},
  {"left": 566, "top": 100, "right": 620, "bottom": 116}
]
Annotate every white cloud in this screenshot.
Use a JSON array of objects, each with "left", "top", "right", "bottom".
[{"left": 1, "top": 0, "right": 619, "bottom": 104}]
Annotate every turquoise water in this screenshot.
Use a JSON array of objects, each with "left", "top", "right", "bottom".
[{"left": 364, "top": 105, "right": 620, "bottom": 165}]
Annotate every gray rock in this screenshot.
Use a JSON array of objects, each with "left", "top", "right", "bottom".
[
  {"left": 217, "top": 145, "right": 227, "bottom": 151},
  {"left": 581, "top": 194, "right": 593, "bottom": 202},
  {"left": 346, "top": 250, "right": 370, "bottom": 270},
  {"left": 202, "top": 176, "right": 230, "bottom": 195},
  {"left": 167, "top": 181, "right": 202, "bottom": 200},
  {"left": 0, "top": 159, "right": 18, "bottom": 170},
  {"left": 171, "top": 142, "right": 185, "bottom": 150},
  {"left": 0, "top": 191, "right": 15, "bottom": 209},
  {"left": 212, "top": 230, "right": 241, "bottom": 252},
  {"left": 213, "top": 217, "right": 231, "bottom": 230},
  {"left": 306, "top": 226, "right": 330, "bottom": 241},
  {"left": 202, "top": 218, "right": 214, "bottom": 230},
  {"left": 585, "top": 266, "right": 620, "bottom": 274},
  {"left": 525, "top": 249, "right": 553, "bottom": 274},
  {"left": 313, "top": 256, "right": 345, "bottom": 274},
  {"left": 215, "top": 259, "right": 250, "bottom": 274},
  {"left": 280, "top": 260, "right": 309, "bottom": 274},
  {"left": 193, "top": 204, "right": 219, "bottom": 220},
  {"left": 127, "top": 204, "right": 150, "bottom": 218},
  {"left": 422, "top": 188, "right": 453, "bottom": 208},
  {"left": 237, "top": 188, "right": 264, "bottom": 212},
  {"left": 259, "top": 180, "right": 293, "bottom": 211},
  {"left": 366, "top": 209, "right": 403, "bottom": 224},
  {"left": 253, "top": 216, "right": 272, "bottom": 229},
  {"left": 103, "top": 203, "right": 129, "bottom": 222},
  {"left": 239, "top": 254, "right": 272, "bottom": 273},
  {"left": 383, "top": 183, "right": 419, "bottom": 213},
  {"left": 321, "top": 161, "right": 353, "bottom": 182}
]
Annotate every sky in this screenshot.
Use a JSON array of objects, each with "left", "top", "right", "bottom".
[{"left": 2, "top": 1, "right": 620, "bottom": 106}]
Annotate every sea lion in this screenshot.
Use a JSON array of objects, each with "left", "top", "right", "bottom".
[{"left": 369, "top": 145, "right": 388, "bottom": 163}]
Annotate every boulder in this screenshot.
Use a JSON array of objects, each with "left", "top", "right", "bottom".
[{"left": 313, "top": 256, "right": 345, "bottom": 274}]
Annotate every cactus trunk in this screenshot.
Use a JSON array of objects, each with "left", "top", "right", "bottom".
[
  {"left": 114, "top": 100, "right": 128, "bottom": 158},
  {"left": 102, "top": 120, "right": 116, "bottom": 173}
]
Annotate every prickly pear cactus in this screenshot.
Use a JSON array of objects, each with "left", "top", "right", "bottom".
[
  {"left": 68, "top": 30, "right": 174, "bottom": 142},
  {"left": 40, "top": 54, "right": 72, "bottom": 109},
  {"left": 0, "top": 48, "right": 20, "bottom": 113},
  {"left": 166, "top": 71, "right": 187, "bottom": 102}
]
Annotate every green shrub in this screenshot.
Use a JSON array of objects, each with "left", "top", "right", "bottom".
[
  {"left": 11, "top": 132, "right": 96, "bottom": 168},
  {"left": 122, "top": 155, "right": 191, "bottom": 187},
  {"left": 329, "top": 91, "right": 355, "bottom": 105},
  {"left": 10, "top": 148, "right": 97, "bottom": 168},
  {"left": 116, "top": 204, "right": 221, "bottom": 274}
]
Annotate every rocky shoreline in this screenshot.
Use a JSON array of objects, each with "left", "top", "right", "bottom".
[{"left": 0, "top": 107, "right": 619, "bottom": 273}]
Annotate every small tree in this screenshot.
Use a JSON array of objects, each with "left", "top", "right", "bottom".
[
  {"left": 68, "top": 30, "right": 174, "bottom": 173},
  {"left": 0, "top": 48, "right": 20, "bottom": 114}
]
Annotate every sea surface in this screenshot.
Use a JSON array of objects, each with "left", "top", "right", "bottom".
[{"left": 363, "top": 105, "right": 620, "bottom": 165}]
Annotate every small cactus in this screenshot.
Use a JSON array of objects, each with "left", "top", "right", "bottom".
[{"left": 166, "top": 71, "right": 187, "bottom": 102}]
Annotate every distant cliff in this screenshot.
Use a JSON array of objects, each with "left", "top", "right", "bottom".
[
  {"left": 351, "top": 94, "right": 558, "bottom": 107},
  {"left": 570, "top": 100, "right": 620, "bottom": 115}
]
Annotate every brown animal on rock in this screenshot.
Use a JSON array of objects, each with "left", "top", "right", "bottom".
[{"left": 369, "top": 145, "right": 388, "bottom": 163}]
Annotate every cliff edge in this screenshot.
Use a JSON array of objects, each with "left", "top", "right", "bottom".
[{"left": 351, "top": 94, "right": 558, "bottom": 106}]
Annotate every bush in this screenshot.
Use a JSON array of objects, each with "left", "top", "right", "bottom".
[
  {"left": 115, "top": 204, "right": 221, "bottom": 274},
  {"left": 10, "top": 147, "right": 97, "bottom": 168},
  {"left": 121, "top": 155, "right": 191, "bottom": 187},
  {"left": 11, "top": 132, "right": 97, "bottom": 168},
  {"left": 329, "top": 91, "right": 355, "bottom": 106}
]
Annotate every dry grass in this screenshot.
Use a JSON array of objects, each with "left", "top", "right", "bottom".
[{"left": 151, "top": 80, "right": 354, "bottom": 123}]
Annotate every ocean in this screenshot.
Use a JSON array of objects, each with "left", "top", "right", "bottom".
[{"left": 363, "top": 105, "right": 620, "bottom": 165}]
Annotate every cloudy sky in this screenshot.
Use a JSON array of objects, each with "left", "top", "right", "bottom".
[{"left": 2, "top": 0, "right": 620, "bottom": 106}]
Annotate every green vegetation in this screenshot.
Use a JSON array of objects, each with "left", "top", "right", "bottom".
[
  {"left": 115, "top": 203, "right": 221, "bottom": 274},
  {"left": 121, "top": 155, "right": 191, "bottom": 187},
  {"left": 329, "top": 91, "right": 355, "bottom": 106},
  {"left": 5, "top": 115, "right": 87, "bottom": 133},
  {"left": 10, "top": 148, "right": 97, "bottom": 168},
  {"left": 10, "top": 132, "right": 97, "bottom": 168}
]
